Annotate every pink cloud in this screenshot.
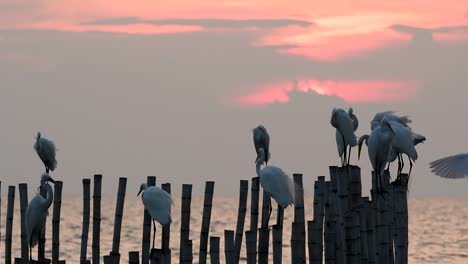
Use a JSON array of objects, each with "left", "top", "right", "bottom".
[{"left": 235, "top": 79, "right": 419, "bottom": 105}]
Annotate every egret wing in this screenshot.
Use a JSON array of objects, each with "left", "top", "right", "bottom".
[
  {"left": 143, "top": 187, "right": 173, "bottom": 225},
  {"left": 430, "top": 153, "right": 468, "bottom": 179}
]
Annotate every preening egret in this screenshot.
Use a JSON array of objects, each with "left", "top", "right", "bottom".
[
  {"left": 34, "top": 132, "right": 57, "bottom": 174},
  {"left": 253, "top": 125, "right": 270, "bottom": 165},
  {"left": 138, "top": 184, "right": 172, "bottom": 249},
  {"left": 430, "top": 153, "right": 468, "bottom": 179},
  {"left": 25, "top": 174, "right": 55, "bottom": 261},
  {"left": 331, "top": 108, "right": 358, "bottom": 166},
  {"left": 367, "top": 119, "right": 395, "bottom": 191},
  {"left": 371, "top": 111, "right": 412, "bottom": 130},
  {"left": 255, "top": 148, "right": 296, "bottom": 226}
]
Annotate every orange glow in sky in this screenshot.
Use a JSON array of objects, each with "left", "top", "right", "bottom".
[{"left": 236, "top": 79, "right": 419, "bottom": 105}]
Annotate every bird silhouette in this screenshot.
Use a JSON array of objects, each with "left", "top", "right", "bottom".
[
  {"left": 331, "top": 108, "right": 358, "bottom": 166},
  {"left": 25, "top": 173, "right": 55, "bottom": 261},
  {"left": 138, "top": 183, "right": 172, "bottom": 249},
  {"left": 430, "top": 153, "right": 468, "bottom": 179},
  {"left": 253, "top": 125, "right": 270, "bottom": 165},
  {"left": 34, "top": 132, "right": 57, "bottom": 174}
]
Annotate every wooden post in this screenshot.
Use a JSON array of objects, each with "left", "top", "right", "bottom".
[
  {"left": 52, "top": 181, "right": 64, "bottom": 263},
  {"left": 324, "top": 181, "right": 337, "bottom": 264},
  {"left": 373, "top": 171, "right": 390, "bottom": 264},
  {"left": 329, "top": 166, "right": 345, "bottom": 264},
  {"left": 310, "top": 177, "right": 325, "bottom": 264},
  {"left": 80, "top": 178, "right": 91, "bottom": 264},
  {"left": 198, "top": 181, "right": 214, "bottom": 264},
  {"left": 359, "top": 198, "right": 369, "bottom": 264},
  {"left": 182, "top": 240, "right": 193, "bottom": 264},
  {"left": 107, "top": 177, "right": 127, "bottom": 263},
  {"left": 272, "top": 225, "right": 282, "bottom": 264},
  {"left": 250, "top": 177, "right": 260, "bottom": 230},
  {"left": 245, "top": 230, "right": 257, "bottom": 264},
  {"left": 161, "top": 183, "right": 171, "bottom": 263},
  {"left": 367, "top": 199, "right": 377, "bottom": 264},
  {"left": 344, "top": 210, "right": 360, "bottom": 264},
  {"left": 141, "top": 176, "right": 156, "bottom": 264},
  {"left": 224, "top": 231, "right": 234, "bottom": 264},
  {"left": 292, "top": 173, "right": 306, "bottom": 264},
  {"left": 92, "top": 174, "right": 103, "bottom": 264},
  {"left": 18, "top": 183, "right": 29, "bottom": 261},
  {"left": 128, "top": 252, "right": 139, "bottom": 264},
  {"left": 5, "top": 186, "right": 15, "bottom": 264},
  {"left": 394, "top": 174, "right": 408, "bottom": 264},
  {"left": 308, "top": 220, "right": 322, "bottom": 264},
  {"left": 258, "top": 190, "right": 270, "bottom": 264},
  {"left": 234, "top": 180, "right": 248, "bottom": 264},
  {"left": 179, "top": 184, "right": 192, "bottom": 264},
  {"left": 209, "top": 237, "right": 220, "bottom": 264}
]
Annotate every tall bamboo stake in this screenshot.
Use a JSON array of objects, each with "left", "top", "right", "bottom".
[
  {"left": 182, "top": 240, "right": 193, "bottom": 264},
  {"left": 234, "top": 180, "right": 248, "bottom": 264},
  {"left": 92, "top": 174, "right": 103, "bottom": 264},
  {"left": 18, "top": 183, "right": 29, "bottom": 261},
  {"left": 5, "top": 186, "right": 15, "bottom": 264},
  {"left": 161, "top": 183, "right": 171, "bottom": 263},
  {"left": 141, "top": 176, "right": 156, "bottom": 264},
  {"left": 80, "top": 178, "right": 91, "bottom": 264},
  {"left": 109, "top": 177, "right": 127, "bottom": 263},
  {"left": 199, "top": 181, "right": 215, "bottom": 264},
  {"left": 52, "top": 181, "right": 64, "bottom": 263},
  {"left": 258, "top": 190, "right": 270, "bottom": 264},
  {"left": 292, "top": 173, "right": 306, "bottom": 263},
  {"left": 179, "top": 184, "right": 192, "bottom": 263},
  {"left": 250, "top": 177, "right": 260, "bottom": 231},
  {"left": 394, "top": 174, "right": 408, "bottom": 264},
  {"left": 272, "top": 225, "right": 282, "bottom": 264},
  {"left": 324, "top": 181, "right": 337, "bottom": 264}
]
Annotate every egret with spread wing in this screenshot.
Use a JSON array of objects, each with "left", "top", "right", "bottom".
[{"left": 430, "top": 153, "right": 468, "bottom": 179}]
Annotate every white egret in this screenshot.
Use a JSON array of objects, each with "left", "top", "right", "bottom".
[
  {"left": 253, "top": 125, "right": 270, "bottom": 165},
  {"left": 430, "top": 153, "right": 468, "bottom": 179},
  {"left": 25, "top": 173, "right": 55, "bottom": 261},
  {"left": 331, "top": 108, "right": 358, "bottom": 166},
  {"left": 371, "top": 111, "right": 412, "bottom": 130},
  {"left": 255, "top": 148, "right": 296, "bottom": 225},
  {"left": 34, "top": 132, "right": 57, "bottom": 174},
  {"left": 367, "top": 118, "right": 396, "bottom": 191},
  {"left": 138, "top": 184, "right": 172, "bottom": 249},
  {"left": 336, "top": 108, "right": 359, "bottom": 165}
]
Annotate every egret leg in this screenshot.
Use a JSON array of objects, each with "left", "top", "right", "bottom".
[
  {"left": 386, "top": 162, "right": 391, "bottom": 171},
  {"left": 409, "top": 158, "right": 413, "bottom": 180},
  {"left": 400, "top": 154, "right": 405, "bottom": 177},
  {"left": 267, "top": 199, "right": 272, "bottom": 227},
  {"left": 397, "top": 154, "right": 402, "bottom": 179},
  {"left": 152, "top": 219, "right": 156, "bottom": 249},
  {"left": 342, "top": 135, "right": 347, "bottom": 166},
  {"left": 347, "top": 146, "right": 352, "bottom": 166},
  {"left": 46, "top": 167, "right": 49, "bottom": 174},
  {"left": 30, "top": 242, "right": 32, "bottom": 261}
]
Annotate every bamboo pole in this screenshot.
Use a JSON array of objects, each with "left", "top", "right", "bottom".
[
  {"left": 179, "top": 184, "right": 192, "bottom": 263},
  {"left": 313, "top": 176, "right": 326, "bottom": 263},
  {"left": 250, "top": 177, "right": 260, "bottom": 230},
  {"left": 258, "top": 190, "right": 270, "bottom": 264},
  {"left": 161, "top": 183, "right": 171, "bottom": 263},
  {"left": 359, "top": 198, "right": 369, "bottom": 264},
  {"left": 234, "top": 180, "right": 248, "bottom": 264},
  {"left": 308, "top": 220, "right": 323, "bottom": 264},
  {"left": 245, "top": 230, "right": 256, "bottom": 264},
  {"left": 272, "top": 225, "right": 282, "bottom": 264},
  {"left": 141, "top": 176, "right": 156, "bottom": 264},
  {"left": 367, "top": 199, "right": 377, "bottom": 264},
  {"left": 324, "top": 181, "right": 337, "bottom": 264},
  {"left": 210, "top": 237, "right": 220, "bottom": 264},
  {"left": 344, "top": 210, "right": 360, "bottom": 264},
  {"left": 199, "top": 181, "right": 215, "bottom": 264},
  {"left": 92, "top": 174, "right": 103, "bottom": 264},
  {"left": 128, "top": 252, "right": 139, "bottom": 264},
  {"left": 107, "top": 177, "right": 127, "bottom": 263},
  {"left": 5, "top": 186, "right": 15, "bottom": 264},
  {"left": 373, "top": 171, "right": 390, "bottom": 264},
  {"left": 394, "top": 174, "right": 408, "bottom": 264},
  {"left": 292, "top": 173, "right": 306, "bottom": 264},
  {"left": 52, "top": 181, "right": 64, "bottom": 263},
  {"left": 80, "top": 178, "right": 91, "bottom": 264},
  {"left": 224, "top": 231, "right": 235, "bottom": 264},
  {"left": 182, "top": 240, "right": 193, "bottom": 264},
  {"left": 18, "top": 183, "right": 29, "bottom": 261},
  {"left": 329, "top": 167, "right": 345, "bottom": 264}
]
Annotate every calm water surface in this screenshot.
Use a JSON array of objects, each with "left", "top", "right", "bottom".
[{"left": 1, "top": 195, "right": 468, "bottom": 263}]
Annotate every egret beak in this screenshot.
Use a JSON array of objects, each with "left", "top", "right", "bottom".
[{"left": 137, "top": 189, "right": 143, "bottom": 197}]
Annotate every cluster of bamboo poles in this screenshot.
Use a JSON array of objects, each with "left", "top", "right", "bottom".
[{"left": 0, "top": 165, "right": 408, "bottom": 264}]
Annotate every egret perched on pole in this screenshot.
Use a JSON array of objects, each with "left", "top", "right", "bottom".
[
  {"left": 430, "top": 153, "right": 468, "bottom": 179},
  {"left": 25, "top": 174, "right": 55, "bottom": 261},
  {"left": 255, "top": 148, "right": 296, "bottom": 226},
  {"left": 138, "top": 184, "right": 172, "bottom": 249},
  {"left": 253, "top": 125, "right": 270, "bottom": 165},
  {"left": 34, "top": 132, "right": 57, "bottom": 174},
  {"left": 371, "top": 111, "right": 412, "bottom": 130},
  {"left": 336, "top": 108, "right": 359, "bottom": 166},
  {"left": 367, "top": 118, "right": 395, "bottom": 192},
  {"left": 331, "top": 108, "right": 358, "bottom": 166}
]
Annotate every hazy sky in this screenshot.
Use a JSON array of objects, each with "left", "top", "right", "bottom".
[{"left": 1, "top": 0, "right": 468, "bottom": 197}]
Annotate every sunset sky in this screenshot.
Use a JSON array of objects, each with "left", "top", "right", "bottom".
[{"left": 1, "top": 0, "right": 468, "bottom": 196}]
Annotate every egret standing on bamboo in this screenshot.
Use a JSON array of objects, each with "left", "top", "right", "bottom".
[
  {"left": 25, "top": 173, "right": 55, "bottom": 261},
  {"left": 253, "top": 125, "right": 270, "bottom": 165},
  {"left": 256, "top": 148, "right": 296, "bottom": 225},
  {"left": 331, "top": 108, "right": 358, "bottom": 166},
  {"left": 138, "top": 184, "right": 172, "bottom": 249},
  {"left": 34, "top": 132, "right": 57, "bottom": 174}
]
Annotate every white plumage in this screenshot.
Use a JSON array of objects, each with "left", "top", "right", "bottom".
[
  {"left": 256, "top": 148, "right": 295, "bottom": 209},
  {"left": 371, "top": 111, "right": 412, "bottom": 130},
  {"left": 430, "top": 153, "right": 468, "bottom": 179},
  {"left": 331, "top": 108, "right": 358, "bottom": 166},
  {"left": 25, "top": 174, "right": 55, "bottom": 261},
  {"left": 253, "top": 125, "right": 270, "bottom": 165},
  {"left": 367, "top": 119, "right": 395, "bottom": 190},
  {"left": 34, "top": 132, "right": 57, "bottom": 173}
]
